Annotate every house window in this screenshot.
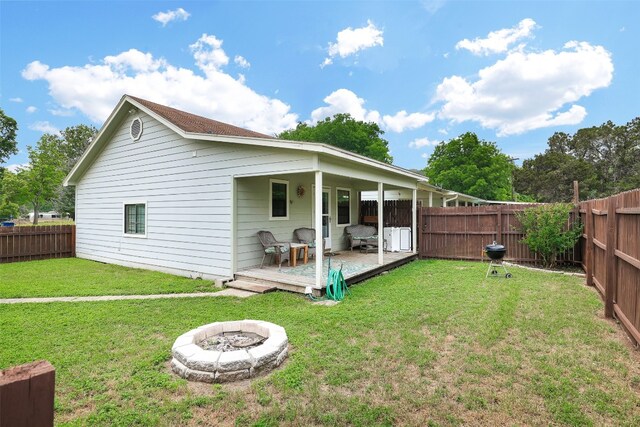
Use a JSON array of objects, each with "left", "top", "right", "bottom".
[
  {"left": 270, "top": 179, "right": 288, "bottom": 220},
  {"left": 337, "top": 188, "right": 351, "bottom": 226},
  {"left": 124, "top": 203, "right": 146, "bottom": 236}
]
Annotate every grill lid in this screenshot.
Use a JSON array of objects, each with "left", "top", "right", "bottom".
[{"left": 485, "top": 242, "right": 505, "bottom": 252}]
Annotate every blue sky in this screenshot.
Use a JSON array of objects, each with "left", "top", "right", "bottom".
[{"left": 2, "top": 1, "right": 638, "bottom": 171}]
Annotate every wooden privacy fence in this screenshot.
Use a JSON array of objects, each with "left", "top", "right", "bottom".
[
  {"left": 418, "top": 205, "right": 581, "bottom": 264},
  {"left": 0, "top": 225, "right": 75, "bottom": 264},
  {"left": 360, "top": 200, "right": 416, "bottom": 227},
  {"left": 581, "top": 188, "right": 640, "bottom": 345}
]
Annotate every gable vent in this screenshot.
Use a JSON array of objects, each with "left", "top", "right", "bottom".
[{"left": 130, "top": 117, "right": 143, "bottom": 141}]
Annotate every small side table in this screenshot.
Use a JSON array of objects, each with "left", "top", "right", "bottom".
[
  {"left": 290, "top": 243, "right": 309, "bottom": 267},
  {"left": 357, "top": 237, "right": 386, "bottom": 253}
]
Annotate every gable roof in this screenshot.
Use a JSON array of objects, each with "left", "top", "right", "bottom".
[
  {"left": 128, "top": 96, "right": 274, "bottom": 139},
  {"left": 64, "top": 94, "right": 435, "bottom": 188}
]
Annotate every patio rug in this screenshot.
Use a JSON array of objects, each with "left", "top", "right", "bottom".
[{"left": 279, "top": 258, "right": 376, "bottom": 280}]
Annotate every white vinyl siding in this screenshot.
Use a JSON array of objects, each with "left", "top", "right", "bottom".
[{"left": 74, "top": 111, "right": 314, "bottom": 279}]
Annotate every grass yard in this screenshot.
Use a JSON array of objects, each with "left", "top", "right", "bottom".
[
  {"left": 0, "top": 258, "right": 217, "bottom": 298},
  {"left": 1, "top": 259, "right": 639, "bottom": 426}
]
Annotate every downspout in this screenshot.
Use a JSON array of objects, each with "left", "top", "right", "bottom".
[{"left": 443, "top": 193, "right": 459, "bottom": 207}]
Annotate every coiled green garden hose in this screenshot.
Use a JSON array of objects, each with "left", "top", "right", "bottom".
[{"left": 325, "top": 264, "right": 350, "bottom": 301}]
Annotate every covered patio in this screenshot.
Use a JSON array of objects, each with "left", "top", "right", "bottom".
[
  {"left": 234, "top": 250, "right": 417, "bottom": 295},
  {"left": 231, "top": 153, "right": 422, "bottom": 293}
]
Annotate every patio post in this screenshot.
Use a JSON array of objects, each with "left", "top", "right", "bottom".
[
  {"left": 428, "top": 191, "right": 433, "bottom": 207},
  {"left": 315, "top": 171, "right": 323, "bottom": 289},
  {"left": 412, "top": 188, "right": 417, "bottom": 254},
  {"left": 377, "top": 182, "right": 383, "bottom": 265}
]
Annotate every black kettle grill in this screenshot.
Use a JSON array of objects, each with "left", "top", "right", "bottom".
[{"left": 485, "top": 241, "right": 512, "bottom": 278}]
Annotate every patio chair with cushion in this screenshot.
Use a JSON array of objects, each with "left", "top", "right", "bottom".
[
  {"left": 344, "top": 224, "right": 383, "bottom": 252},
  {"left": 257, "top": 230, "right": 290, "bottom": 269},
  {"left": 293, "top": 227, "right": 317, "bottom": 260}
]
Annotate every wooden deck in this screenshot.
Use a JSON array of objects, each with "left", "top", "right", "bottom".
[{"left": 232, "top": 251, "right": 417, "bottom": 295}]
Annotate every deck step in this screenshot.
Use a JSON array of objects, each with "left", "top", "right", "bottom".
[
  {"left": 225, "top": 280, "right": 277, "bottom": 294},
  {"left": 234, "top": 273, "right": 312, "bottom": 295}
]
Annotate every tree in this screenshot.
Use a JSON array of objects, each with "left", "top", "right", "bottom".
[
  {"left": 0, "top": 170, "right": 26, "bottom": 219},
  {"left": 514, "top": 152, "right": 597, "bottom": 203},
  {"left": 278, "top": 113, "right": 393, "bottom": 164},
  {"left": 53, "top": 125, "right": 97, "bottom": 218},
  {"left": 514, "top": 117, "right": 640, "bottom": 201},
  {"left": 21, "top": 134, "right": 66, "bottom": 224},
  {"left": 0, "top": 108, "right": 18, "bottom": 167},
  {"left": 517, "top": 204, "right": 583, "bottom": 268},
  {"left": 423, "top": 132, "right": 514, "bottom": 200}
]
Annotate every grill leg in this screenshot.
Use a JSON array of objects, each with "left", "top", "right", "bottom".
[{"left": 486, "top": 261, "right": 494, "bottom": 278}]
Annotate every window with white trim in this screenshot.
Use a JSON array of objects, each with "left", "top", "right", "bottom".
[
  {"left": 124, "top": 203, "right": 146, "bottom": 235},
  {"left": 336, "top": 188, "right": 351, "bottom": 226},
  {"left": 269, "top": 179, "right": 288, "bottom": 220}
]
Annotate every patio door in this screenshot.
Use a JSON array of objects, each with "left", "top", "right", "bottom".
[{"left": 312, "top": 187, "right": 331, "bottom": 252}]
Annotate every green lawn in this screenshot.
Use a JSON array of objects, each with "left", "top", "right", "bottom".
[
  {"left": 1, "top": 259, "right": 639, "bottom": 426},
  {"left": 0, "top": 258, "right": 217, "bottom": 298}
]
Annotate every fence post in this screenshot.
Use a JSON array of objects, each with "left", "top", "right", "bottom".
[
  {"left": 585, "top": 201, "right": 594, "bottom": 287},
  {"left": 0, "top": 360, "right": 55, "bottom": 427},
  {"left": 496, "top": 205, "right": 503, "bottom": 244},
  {"left": 417, "top": 203, "right": 426, "bottom": 259},
  {"left": 70, "top": 225, "right": 76, "bottom": 257},
  {"left": 605, "top": 196, "right": 618, "bottom": 318}
]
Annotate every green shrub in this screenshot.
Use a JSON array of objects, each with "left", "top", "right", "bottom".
[{"left": 516, "top": 203, "right": 583, "bottom": 268}]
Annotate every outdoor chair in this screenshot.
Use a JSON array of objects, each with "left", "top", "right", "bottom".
[
  {"left": 257, "top": 230, "right": 290, "bottom": 269},
  {"left": 293, "top": 227, "right": 317, "bottom": 260},
  {"left": 344, "top": 224, "right": 383, "bottom": 252}
]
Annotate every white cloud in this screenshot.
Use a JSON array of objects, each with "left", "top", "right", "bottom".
[
  {"left": 152, "top": 7, "right": 190, "bottom": 26},
  {"left": 26, "top": 106, "right": 37, "bottom": 113},
  {"left": 21, "top": 34, "right": 298, "bottom": 135},
  {"left": 310, "top": 88, "right": 433, "bottom": 133},
  {"left": 190, "top": 34, "right": 229, "bottom": 73},
  {"left": 9, "top": 97, "right": 23, "bottom": 103},
  {"left": 234, "top": 55, "right": 250, "bottom": 69},
  {"left": 29, "top": 121, "right": 60, "bottom": 134},
  {"left": 49, "top": 108, "right": 75, "bottom": 117},
  {"left": 456, "top": 18, "right": 537, "bottom": 56},
  {"left": 383, "top": 111, "right": 435, "bottom": 133},
  {"left": 310, "top": 89, "right": 380, "bottom": 123},
  {"left": 437, "top": 128, "right": 448, "bottom": 135},
  {"left": 409, "top": 137, "right": 441, "bottom": 148},
  {"left": 436, "top": 41, "right": 613, "bottom": 136},
  {"left": 5, "top": 163, "right": 29, "bottom": 173},
  {"left": 104, "top": 49, "right": 166, "bottom": 72},
  {"left": 322, "top": 20, "right": 383, "bottom": 67}
]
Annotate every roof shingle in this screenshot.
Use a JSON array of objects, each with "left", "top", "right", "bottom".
[{"left": 128, "top": 95, "right": 274, "bottom": 139}]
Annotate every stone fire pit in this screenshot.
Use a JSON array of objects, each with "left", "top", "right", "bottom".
[{"left": 170, "top": 320, "right": 288, "bottom": 383}]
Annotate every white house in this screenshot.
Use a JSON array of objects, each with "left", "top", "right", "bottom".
[{"left": 64, "top": 95, "right": 468, "bottom": 291}]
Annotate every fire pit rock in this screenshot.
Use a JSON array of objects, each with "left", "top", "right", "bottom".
[{"left": 170, "top": 320, "right": 288, "bottom": 383}]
